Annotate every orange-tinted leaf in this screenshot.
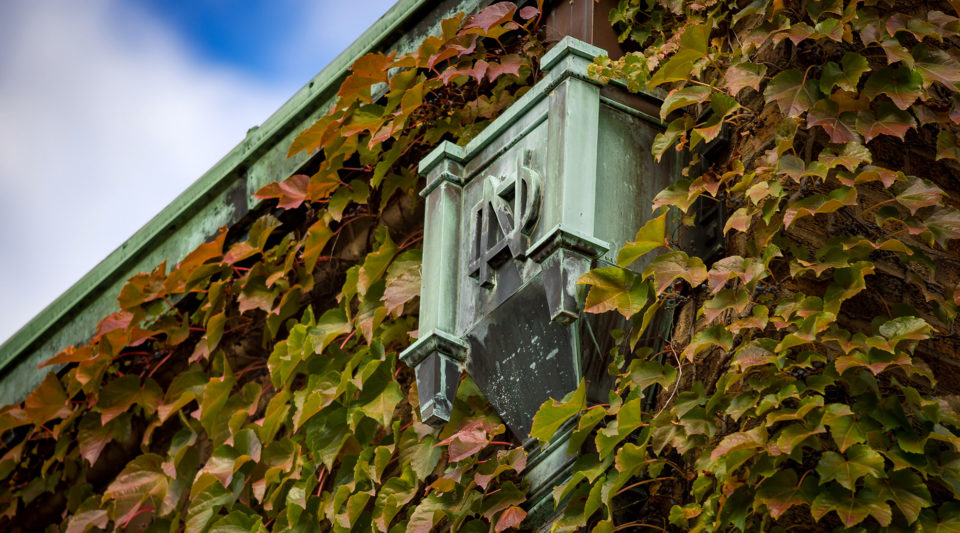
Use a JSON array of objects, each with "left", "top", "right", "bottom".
[
  {"left": 643, "top": 251, "right": 708, "bottom": 294},
  {"left": 117, "top": 263, "right": 167, "bottom": 310},
  {"left": 41, "top": 344, "right": 94, "bottom": 368},
  {"left": 99, "top": 375, "right": 162, "bottom": 424},
  {"left": 287, "top": 114, "right": 337, "bottom": 157},
  {"left": 337, "top": 52, "right": 394, "bottom": 105},
  {"left": 24, "top": 372, "right": 71, "bottom": 425},
  {"left": 495, "top": 506, "right": 526, "bottom": 532},
  {"left": 304, "top": 170, "right": 340, "bottom": 206},
  {"left": 441, "top": 59, "right": 489, "bottom": 84},
  {"left": 254, "top": 174, "right": 309, "bottom": 210},
  {"left": 710, "top": 427, "right": 765, "bottom": 460},
  {"left": 302, "top": 216, "right": 333, "bottom": 271}
]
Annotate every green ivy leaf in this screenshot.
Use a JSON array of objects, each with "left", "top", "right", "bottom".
[
  {"left": 816, "top": 445, "right": 885, "bottom": 491},
  {"left": 819, "top": 53, "right": 870, "bottom": 93},
  {"left": 709, "top": 426, "right": 765, "bottom": 461},
  {"left": 530, "top": 379, "right": 586, "bottom": 443},
  {"left": 783, "top": 186, "right": 857, "bottom": 228},
  {"left": 764, "top": 69, "right": 819, "bottom": 117},
  {"left": 208, "top": 510, "right": 266, "bottom": 533},
  {"left": 682, "top": 324, "right": 734, "bottom": 360},
  {"left": 651, "top": 117, "right": 692, "bottom": 162},
  {"left": 648, "top": 48, "right": 706, "bottom": 88},
  {"left": 104, "top": 454, "right": 169, "bottom": 526},
  {"left": 897, "top": 177, "right": 945, "bottom": 215},
  {"left": 701, "top": 288, "right": 750, "bottom": 323},
  {"left": 578, "top": 267, "right": 650, "bottom": 318},
  {"left": 725, "top": 60, "right": 767, "bottom": 95},
  {"left": 937, "top": 129, "right": 960, "bottom": 162},
  {"left": 357, "top": 227, "right": 398, "bottom": 297},
  {"left": 865, "top": 469, "right": 932, "bottom": 524},
  {"left": 823, "top": 404, "right": 867, "bottom": 453},
  {"left": 626, "top": 358, "right": 677, "bottom": 391},
  {"left": 864, "top": 66, "right": 923, "bottom": 110},
  {"left": 811, "top": 484, "right": 892, "bottom": 527},
  {"left": 617, "top": 212, "right": 667, "bottom": 267},
  {"left": 660, "top": 86, "right": 712, "bottom": 120},
  {"left": 308, "top": 307, "right": 353, "bottom": 355}
]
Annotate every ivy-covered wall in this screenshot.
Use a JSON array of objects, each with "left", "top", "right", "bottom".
[{"left": 3, "top": 0, "right": 960, "bottom": 532}]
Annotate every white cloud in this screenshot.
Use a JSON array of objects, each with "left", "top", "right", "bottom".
[{"left": 0, "top": 0, "right": 393, "bottom": 343}]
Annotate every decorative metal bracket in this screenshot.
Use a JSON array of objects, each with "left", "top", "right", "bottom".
[
  {"left": 528, "top": 227, "right": 608, "bottom": 325},
  {"left": 399, "top": 330, "right": 468, "bottom": 426}
]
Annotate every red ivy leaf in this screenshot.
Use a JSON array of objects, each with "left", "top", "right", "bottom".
[
  {"left": 441, "top": 59, "right": 489, "bottom": 84},
  {"left": 487, "top": 55, "right": 526, "bottom": 82},
  {"left": 807, "top": 99, "right": 859, "bottom": 143},
  {"left": 254, "top": 174, "right": 308, "bottom": 210},
  {"left": 518, "top": 6, "right": 539, "bottom": 20},
  {"left": 462, "top": 2, "right": 516, "bottom": 33}
]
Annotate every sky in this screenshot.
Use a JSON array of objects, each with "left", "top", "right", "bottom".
[{"left": 0, "top": 0, "right": 396, "bottom": 344}]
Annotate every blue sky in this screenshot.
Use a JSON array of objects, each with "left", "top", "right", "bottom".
[{"left": 0, "top": 0, "right": 395, "bottom": 344}]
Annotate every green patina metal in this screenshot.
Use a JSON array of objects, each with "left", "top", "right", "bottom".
[
  {"left": 0, "top": 0, "right": 487, "bottom": 405},
  {"left": 399, "top": 37, "right": 681, "bottom": 524}
]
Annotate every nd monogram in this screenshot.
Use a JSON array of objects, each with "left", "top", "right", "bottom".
[{"left": 468, "top": 149, "right": 542, "bottom": 288}]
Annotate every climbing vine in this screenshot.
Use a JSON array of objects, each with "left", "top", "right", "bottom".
[
  {"left": 5, "top": 1, "right": 960, "bottom": 532},
  {"left": 535, "top": 0, "right": 960, "bottom": 531},
  {"left": 0, "top": 4, "right": 543, "bottom": 532}
]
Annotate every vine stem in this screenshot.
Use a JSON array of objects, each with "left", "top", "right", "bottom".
[
  {"left": 147, "top": 351, "right": 174, "bottom": 379},
  {"left": 121, "top": 506, "right": 155, "bottom": 529},
  {"left": 614, "top": 476, "right": 674, "bottom": 496},
  {"left": 614, "top": 521, "right": 667, "bottom": 531},
  {"left": 860, "top": 197, "right": 897, "bottom": 217},
  {"left": 339, "top": 329, "right": 357, "bottom": 350}
]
